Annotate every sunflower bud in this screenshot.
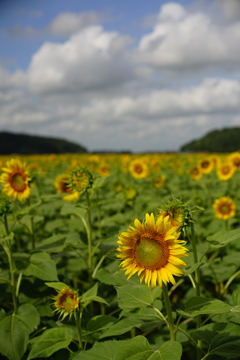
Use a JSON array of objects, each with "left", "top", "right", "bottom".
[
  {"left": 68, "top": 167, "right": 93, "bottom": 194},
  {"left": 158, "top": 198, "right": 191, "bottom": 231},
  {"left": 52, "top": 286, "right": 80, "bottom": 320}
]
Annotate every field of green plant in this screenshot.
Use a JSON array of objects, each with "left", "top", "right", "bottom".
[{"left": 0, "top": 152, "right": 240, "bottom": 360}]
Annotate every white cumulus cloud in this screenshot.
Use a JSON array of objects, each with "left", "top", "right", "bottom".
[{"left": 136, "top": 2, "right": 240, "bottom": 72}]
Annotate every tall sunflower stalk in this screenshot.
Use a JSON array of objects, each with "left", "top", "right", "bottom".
[{"left": 68, "top": 167, "right": 94, "bottom": 282}]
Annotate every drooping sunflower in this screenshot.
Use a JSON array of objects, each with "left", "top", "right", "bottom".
[
  {"left": 0, "top": 159, "right": 32, "bottom": 201},
  {"left": 54, "top": 173, "right": 79, "bottom": 201},
  {"left": 52, "top": 286, "right": 80, "bottom": 320},
  {"left": 117, "top": 213, "right": 188, "bottom": 288},
  {"left": 213, "top": 196, "right": 236, "bottom": 220},
  {"left": 216, "top": 162, "right": 236, "bottom": 181},
  {"left": 129, "top": 159, "right": 149, "bottom": 179}
]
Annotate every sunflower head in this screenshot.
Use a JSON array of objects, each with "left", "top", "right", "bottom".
[
  {"left": 213, "top": 196, "right": 236, "bottom": 220},
  {"left": 0, "top": 193, "right": 11, "bottom": 216},
  {"left": 52, "top": 286, "right": 80, "bottom": 320},
  {"left": 0, "top": 159, "right": 32, "bottom": 201},
  {"left": 68, "top": 167, "right": 93, "bottom": 194},
  {"left": 216, "top": 162, "right": 236, "bottom": 181},
  {"left": 129, "top": 159, "right": 149, "bottom": 179},
  {"left": 158, "top": 198, "right": 190, "bottom": 231},
  {"left": 117, "top": 213, "right": 188, "bottom": 289},
  {"left": 153, "top": 175, "right": 166, "bottom": 188},
  {"left": 228, "top": 152, "right": 240, "bottom": 170},
  {"left": 189, "top": 165, "right": 202, "bottom": 180},
  {"left": 199, "top": 158, "right": 214, "bottom": 174}
]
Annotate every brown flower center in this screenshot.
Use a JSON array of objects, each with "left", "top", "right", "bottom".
[
  {"left": 222, "top": 166, "right": 230, "bottom": 174},
  {"left": 201, "top": 161, "right": 210, "bottom": 169},
  {"left": 60, "top": 179, "right": 72, "bottom": 193},
  {"left": 134, "top": 164, "right": 143, "bottom": 174},
  {"left": 220, "top": 204, "right": 231, "bottom": 214},
  {"left": 57, "top": 290, "right": 79, "bottom": 312},
  {"left": 134, "top": 234, "right": 169, "bottom": 270},
  {"left": 10, "top": 171, "right": 27, "bottom": 192}
]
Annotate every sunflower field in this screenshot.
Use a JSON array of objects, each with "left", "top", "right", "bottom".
[{"left": 0, "top": 152, "right": 240, "bottom": 360}]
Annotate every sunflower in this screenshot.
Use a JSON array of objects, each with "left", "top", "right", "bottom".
[
  {"left": 52, "top": 286, "right": 80, "bottom": 320},
  {"left": 153, "top": 175, "right": 166, "bottom": 188},
  {"left": 129, "top": 159, "right": 149, "bottom": 179},
  {"left": 216, "top": 162, "right": 236, "bottom": 181},
  {"left": 117, "top": 213, "right": 188, "bottom": 288},
  {"left": 199, "top": 158, "right": 214, "bottom": 174},
  {"left": 189, "top": 165, "right": 202, "bottom": 180},
  {"left": 54, "top": 173, "right": 79, "bottom": 201},
  {"left": 213, "top": 197, "right": 236, "bottom": 220},
  {"left": 98, "top": 163, "right": 110, "bottom": 177},
  {"left": 0, "top": 159, "right": 32, "bottom": 201},
  {"left": 228, "top": 152, "right": 240, "bottom": 170}
]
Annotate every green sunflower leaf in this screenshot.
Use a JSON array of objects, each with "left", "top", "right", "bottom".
[
  {"left": 206, "top": 229, "right": 240, "bottom": 249},
  {"left": 116, "top": 284, "right": 161, "bottom": 310}
]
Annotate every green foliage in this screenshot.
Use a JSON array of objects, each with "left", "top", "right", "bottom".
[{"left": 0, "top": 152, "right": 240, "bottom": 359}]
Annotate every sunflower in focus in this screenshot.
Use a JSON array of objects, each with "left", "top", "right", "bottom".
[
  {"left": 199, "top": 158, "right": 214, "bottom": 174},
  {"left": 117, "top": 213, "right": 188, "bottom": 288},
  {"left": 129, "top": 159, "right": 149, "bottom": 179},
  {"left": 216, "top": 162, "right": 236, "bottom": 181},
  {"left": 54, "top": 173, "right": 79, "bottom": 201},
  {"left": 52, "top": 286, "right": 80, "bottom": 320},
  {"left": 0, "top": 159, "right": 32, "bottom": 201},
  {"left": 213, "top": 196, "right": 236, "bottom": 220},
  {"left": 189, "top": 165, "right": 202, "bottom": 180},
  {"left": 228, "top": 152, "right": 240, "bottom": 171}
]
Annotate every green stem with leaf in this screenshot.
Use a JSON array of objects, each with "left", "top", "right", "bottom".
[
  {"left": 76, "top": 310, "right": 83, "bottom": 350},
  {"left": 3, "top": 214, "right": 18, "bottom": 311},
  {"left": 86, "top": 191, "right": 93, "bottom": 279}
]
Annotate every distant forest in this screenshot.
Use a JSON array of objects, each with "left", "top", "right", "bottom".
[
  {"left": 0, "top": 132, "right": 87, "bottom": 155},
  {"left": 180, "top": 127, "right": 240, "bottom": 152}
]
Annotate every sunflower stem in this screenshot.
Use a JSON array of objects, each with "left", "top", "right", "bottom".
[
  {"left": 86, "top": 190, "right": 93, "bottom": 282},
  {"left": 76, "top": 310, "right": 83, "bottom": 350},
  {"left": 30, "top": 215, "right": 36, "bottom": 250},
  {"left": 162, "top": 283, "right": 176, "bottom": 341},
  {"left": 3, "top": 214, "right": 18, "bottom": 312}
]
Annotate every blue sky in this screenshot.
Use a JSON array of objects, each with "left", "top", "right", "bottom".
[{"left": 0, "top": 0, "right": 240, "bottom": 152}]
